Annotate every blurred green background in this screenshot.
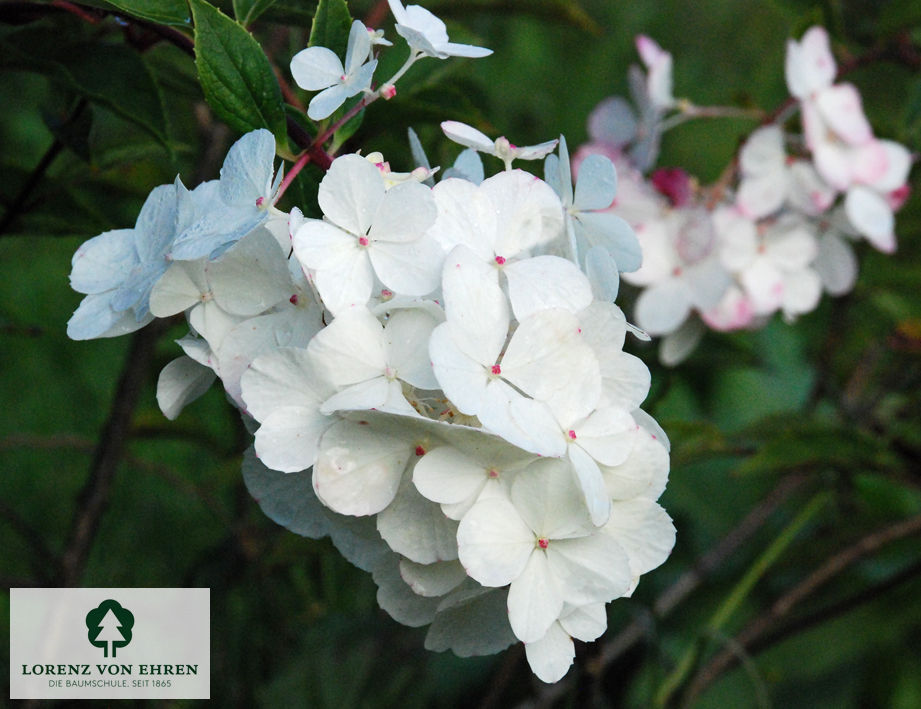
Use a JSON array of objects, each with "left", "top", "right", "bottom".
[{"left": 2, "top": 0, "right": 921, "bottom": 706}]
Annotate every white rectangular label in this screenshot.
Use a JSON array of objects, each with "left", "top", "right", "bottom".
[{"left": 10, "top": 588, "right": 210, "bottom": 699}]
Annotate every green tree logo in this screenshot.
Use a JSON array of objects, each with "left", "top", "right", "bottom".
[{"left": 86, "top": 599, "right": 135, "bottom": 658}]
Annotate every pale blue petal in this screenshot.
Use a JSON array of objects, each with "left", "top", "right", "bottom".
[
  {"left": 407, "top": 127, "right": 435, "bottom": 187},
  {"left": 587, "top": 96, "right": 637, "bottom": 146},
  {"left": 585, "top": 246, "right": 619, "bottom": 301},
  {"left": 574, "top": 212, "right": 642, "bottom": 272},
  {"left": 70, "top": 229, "right": 137, "bottom": 295},
  {"left": 444, "top": 148, "right": 484, "bottom": 184},
  {"left": 219, "top": 129, "right": 276, "bottom": 206},
  {"left": 134, "top": 182, "right": 180, "bottom": 262},
  {"left": 67, "top": 292, "right": 149, "bottom": 340},
  {"left": 573, "top": 154, "right": 617, "bottom": 211}
]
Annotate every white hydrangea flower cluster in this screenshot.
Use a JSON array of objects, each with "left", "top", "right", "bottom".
[
  {"left": 66, "top": 3, "right": 675, "bottom": 683},
  {"left": 577, "top": 27, "right": 913, "bottom": 364}
]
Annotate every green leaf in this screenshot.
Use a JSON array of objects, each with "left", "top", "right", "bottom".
[
  {"left": 0, "top": 31, "right": 170, "bottom": 149},
  {"left": 232, "top": 0, "right": 279, "bottom": 26},
  {"left": 103, "top": 0, "right": 192, "bottom": 26},
  {"left": 308, "top": 0, "right": 351, "bottom": 58},
  {"left": 189, "top": 0, "right": 287, "bottom": 147}
]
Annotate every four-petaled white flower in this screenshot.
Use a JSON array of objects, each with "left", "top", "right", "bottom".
[
  {"left": 291, "top": 20, "right": 379, "bottom": 120},
  {"left": 292, "top": 154, "right": 442, "bottom": 315},
  {"left": 441, "top": 120, "right": 557, "bottom": 171},
  {"left": 388, "top": 0, "right": 492, "bottom": 59}
]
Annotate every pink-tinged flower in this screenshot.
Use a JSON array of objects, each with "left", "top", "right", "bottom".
[{"left": 635, "top": 35, "right": 674, "bottom": 111}]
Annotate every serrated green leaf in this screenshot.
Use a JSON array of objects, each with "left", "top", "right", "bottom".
[
  {"left": 308, "top": 0, "right": 351, "bottom": 58},
  {"left": 190, "top": 0, "right": 287, "bottom": 147},
  {"left": 232, "top": 0, "right": 279, "bottom": 26},
  {"left": 103, "top": 0, "right": 192, "bottom": 26},
  {"left": 0, "top": 31, "right": 170, "bottom": 149}
]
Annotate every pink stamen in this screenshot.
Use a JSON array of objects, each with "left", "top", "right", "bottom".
[
  {"left": 359, "top": 236, "right": 369, "bottom": 246},
  {"left": 537, "top": 537, "right": 549, "bottom": 549},
  {"left": 289, "top": 294, "right": 299, "bottom": 305},
  {"left": 491, "top": 364, "right": 501, "bottom": 375},
  {"left": 415, "top": 445, "right": 426, "bottom": 456},
  {"left": 494, "top": 256, "right": 506, "bottom": 265},
  {"left": 487, "top": 468, "right": 499, "bottom": 479},
  {"left": 256, "top": 196, "right": 265, "bottom": 207},
  {"left": 568, "top": 430, "right": 577, "bottom": 440}
]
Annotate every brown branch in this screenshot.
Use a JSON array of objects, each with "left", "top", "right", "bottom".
[
  {"left": 57, "top": 320, "right": 167, "bottom": 586},
  {"left": 588, "top": 472, "right": 810, "bottom": 676},
  {"left": 683, "top": 512, "right": 921, "bottom": 703}
]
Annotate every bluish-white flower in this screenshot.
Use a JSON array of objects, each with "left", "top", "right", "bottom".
[
  {"left": 545, "top": 135, "right": 641, "bottom": 300},
  {"left": 68, "top": 180, "right": 181, "bottom": 340},
  {"left": 291, "top": 20, "right": 379, "bottom": 120},
  {"left": 170, "top": 130, "right": 282, "bottom": 261},
  {"left": 388, "top": 0, "right": 492, "bottom": 59}
]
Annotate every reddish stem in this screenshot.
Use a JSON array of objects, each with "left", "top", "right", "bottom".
[{"left": 274, "top": 151, "right": 313, "bottom": 204}]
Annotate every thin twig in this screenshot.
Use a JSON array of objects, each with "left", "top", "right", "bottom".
[
  {"left": 57, "top": 320, "right": 167, "bottom": 586},
  {"left": 590, "top": 472, "right": 810, "bottom": 674},
  {"left": 684, "top": 512, "right": 921, "bottom": 703}
]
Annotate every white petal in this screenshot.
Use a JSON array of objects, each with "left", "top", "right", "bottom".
[
  {"left": 604, "top": 498, "right": 676, "bottom": 576},
  {"left": 659, "top": 317, "right": 705, "bottom": 366},
  {"left": 254, "top": 404, "right": 334, "bottom": 472},
  {"left": 307, "top": 83, "right": 351, "bottom": 121},
  {"left": 385, "top": 308, "right": 440, "bottom": 389},
  {"left": 548, "top": 533, "right": 632, "bottom": 605},
  {"left": 368, "top": 235, "right": 444, "bottom": 297},
  {"left": 559, "top": 602, "right": 607, "bottom": 642},
  {"left": 320, "top": 377, "right": 392, "bottom": 414},
  {"left": 377, "top": 472, "right": 459, "bottom": 563},
  {"left": 429, "top": 178, "right": 496, "bottom": 258},
  {"left": 504, "top": 255, "right": 593, "bottom": 320},
  {"left": 511, "top": 458, "right": 594, "bottom": 538},
  {"left": 425, "top": 587, "right": 517, "bottom": 656},
  {"left": 429, "top": 323, "right": 490, "bottom": 415},
  {"left": 525, "top": 622, "right": 575, "bottom": 683},
  {"left": 440, "top": 120, "right": 494, "bottom": 152},
  {"left": 148, "top": 261, "right": 203, "bottom": 317},
  {"left": 814, "top": 230, "right": 858, "bottom": 295},
  {"left": 290, "top": 46, "right": 344, "bottom": 91},
  {"left": 816, "top": 83, "right": 873, "bottom": 145},
  {"left": 567, "top": 444, "right": 612, "bottom": 527},
  {"left": 372, "top": 554, "right": 440, "bottom": 627},
  {"left": 400, "top": 559, "right": 467, "bottom": 597},
  {"left": 319, "top": 154, "right": 384, "bottom": 236},
  {"left": 845, "top": 185, "right": 896, "bottom": 252},
  {"left": 634, "top": 278, "right": 692, "bottom": 336},
  {"left": 413, "top": 445, "right": 489, "bottom": 506},
  {"left": 209, "top": 228, "right": 291, "bottom": 316},
  {"left": 602, "top": 427, "right": 670, "bottom": 501},
  {"left": 370, "top": 179, "right": 437, "bottom": 243},
  {"left": 313, "top": 420, "right": 413, "bottom": 516},
  {"left": 457, "top": 495, "right": 534, "bottom": 587},
  {"left": 441, "top": 245, "right": 507, "bottom": 364},
  {"left": 508, "top": 551, "right": 563, "bottom": 643},
  {"left": 241, "top": 346, "right": 332, "bottom": 422},
  {"left": 309, "top": 307, "right": 386, "bottom": 385},
  {"left": 156, "top": 356, "right": 215, "bottom": 420},
  {"left": 486, "top": 170, "right": 565, "bottom": 256}
]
